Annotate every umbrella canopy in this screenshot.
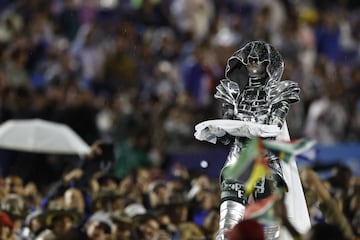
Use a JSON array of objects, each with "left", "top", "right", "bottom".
[{"left": 0, "top": 119, "right": 90, "bottom": 155}]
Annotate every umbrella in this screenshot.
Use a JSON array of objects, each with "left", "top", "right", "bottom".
[{"left": 0, "top": 119, "right": 90, "bottom": 155}]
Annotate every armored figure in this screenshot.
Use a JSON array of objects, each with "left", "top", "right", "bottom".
[{"left": 213, "top": 41, "right": 300, "bottom": 240}]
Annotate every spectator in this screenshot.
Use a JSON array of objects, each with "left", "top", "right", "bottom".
[
  {"left": 133, "top": 213, "right": 171, "bottom": 240},
  {"left": 303, "top": 223, "right": 346, "bottom": 240},
  {"left": 201, "top": 208, "right": 220, "bottom": 240},
  {"left": 82, "top": 212, "right": 114, "bottom": 240},
  {"left": 91, "top": 189, "right": 125, "bottom": 213},
  {"left": 110, "top": 211, "right": 133, "bottom": 240},
  {"left": 63, "top": 188, "right": 87, "bottom": 220},
  {"left": 0, "top": 1, "right": 359, "bottom": 239},
  {"left": 0, "top": 193, "right": 27, "bottom": 237},
  {"left": 0, "top": 212, "right": 14, "bottom": 240},
  {"left": 165, "top": 193, "right": 190, "bottom": 226},
  {"left": 148, "top": 180, "right": 169, "bottom": 209},
  {"left": 41, "top": 206, "right": 82, "bottom": 240},
  {"left": 300, "top": 167, "right": 356, "bottom": 240},
  {"left": 102, "top": 28, "right": 137, "bottom": 91},
  {"left": 113, "top": 127, "right": 152, "bottom": 179},
  {"left": 178, "top": 222, "right": 205, "bottom": 240},
  {"left": 20, "top": 210, "right": 45, "bottom": 240},
  {"left": 5, "top": 48, "right": 29, "bottom": 88},
  {"left": 56, "top": 0, "right": 81, "bottom": 41},
  {"left": 315, "top": 7, "right": 341, "bottom": 63},
  {"left": 191, "top": 190, "right": 216, "bottom": 226},
  {"left": 304, "top": 81, "right": 348, "bottom": 144},
  {"left": 4, "top": 175, "right": 23, "bottom": 196}
]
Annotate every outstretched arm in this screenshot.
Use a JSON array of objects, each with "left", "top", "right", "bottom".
[
  {"left": 302, "top": 168, "right": 356, "bottom": 240},
  {"left": 274, "top": 194, "right": 302, "bottom": 239}
]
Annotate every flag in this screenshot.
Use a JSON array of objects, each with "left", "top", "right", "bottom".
[
  {"left": 221, "top": 137, "right": 271, "bottom": 196},
  {"left": 222, "top": 137, "right": 316, "bottom": 197},
  {"left": 263, "top": 138, "right": 316, "bottom": 163},
  {"left": 221, "top": 137, "right": 262, "bottom": 180},
  {"left": 245, "top": 194, "right": 278, "bottom": 224},
  {"left": 243, "top": 142, "right": 269, "bottom": 195}
]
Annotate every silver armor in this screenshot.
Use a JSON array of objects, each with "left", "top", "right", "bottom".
[{"left": 215, "top": 41, "right": 300, "bottom": 240}]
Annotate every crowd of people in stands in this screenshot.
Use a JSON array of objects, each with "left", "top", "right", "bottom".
[
  {"left": 0, "top": 0, "right": 359, "bottom": 239},
  {"left": 0, "top": 151, "right": 359, "bottom": 239}
]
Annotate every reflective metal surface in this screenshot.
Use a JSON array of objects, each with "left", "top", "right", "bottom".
[{"left": 215, "top": 41, "right": 300, "bottom": 240}]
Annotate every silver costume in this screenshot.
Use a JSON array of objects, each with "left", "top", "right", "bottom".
[{"left": 214, "top": 41, "right": 300, "bottom": 240}]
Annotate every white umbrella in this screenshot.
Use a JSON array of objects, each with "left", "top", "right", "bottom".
[{"left": 0, "top": 119, "right": 90, "bottom": 155}]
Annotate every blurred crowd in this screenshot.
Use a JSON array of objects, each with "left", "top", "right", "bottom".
[
  {"left": 0, "top": 151, "right": 359, "bottom": 240},
  {"left": 0, "top": 0, "right": 360, "bottom": 239}
]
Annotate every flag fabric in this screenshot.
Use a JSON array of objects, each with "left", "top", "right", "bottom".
[
  {"left": 243, "top": 144, "right": 269, "bottom": 195},
  {"left": 263, "top": 138, "right": 316, "bottom": 163},
  {"left": 222, "top": 137, "right": 316, "bottom": 196},
  {"left": 221, "top": 137, "right": 270, "bottom": 196},
  {"left": 245, "top": 194, "right": 278, "bottom": 224},
  {"left": 220, "top": 137, "right": 316, "bottom": 229},
  {"left": 221, "top": 137, "right": 262, "bottom": 180}
]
